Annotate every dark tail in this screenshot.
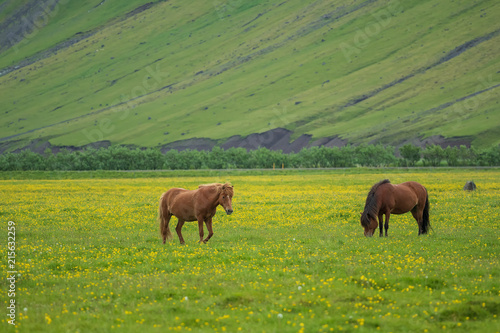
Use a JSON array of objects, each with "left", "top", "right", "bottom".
[
  {"left": 158, "top": 193, "right": 172, "bottom": 243},
  {"left": 421, "top": 192, "right": 431, "bottom": 234}
]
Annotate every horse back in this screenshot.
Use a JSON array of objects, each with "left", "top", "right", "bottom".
[
  {"left": 399, "top": 181, "right": 427, "bottom": 198},
  {"left": 391, "top": 182, "right": 426, "bottom": 213},
  {"left": 163, "top": 188, "right": 190, "bottom": 204},
  {"left": 163, "top": 187, "right": 217, "bottom": 222},
  {"left": 162, "top": 188, "right": 196, "bottom": 219}
]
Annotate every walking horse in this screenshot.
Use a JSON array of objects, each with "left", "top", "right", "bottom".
[{"left": 158, "top": 183, "right": 234, "bottom": 244}]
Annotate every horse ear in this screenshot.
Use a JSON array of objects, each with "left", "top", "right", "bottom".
[{"left": 222, "top": 184, "right": 226, "bottom": 190}]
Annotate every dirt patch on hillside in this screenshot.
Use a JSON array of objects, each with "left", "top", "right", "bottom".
[
  {"left": 1, "top": 129, "right": 472, "bottom": 155},
  {"left": 159, "top": 138, "right": 218, "bottom": 153},
  {"left": 159, "top": 128, "right": 313, "bottom": 153},
  {"left": 156, "top": 132, "right": 470, "bottom": 153},
  {"left": 218, "top": 128, "right": 347, "bottom": 153}
]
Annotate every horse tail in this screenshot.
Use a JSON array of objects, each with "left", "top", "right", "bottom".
[
  {"left": 421, "top": 191, "right": 431, "bottom": 234},
  {"left": 158, "top": 192, "right": 172, "bottom": 243}
]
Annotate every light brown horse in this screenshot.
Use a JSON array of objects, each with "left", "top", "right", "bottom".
[
  {"left": 360, "top": 179, "right": 430, "bottom": 237},
  {"left": 158, "top": 183, "right": 234, "bottom": 244}
]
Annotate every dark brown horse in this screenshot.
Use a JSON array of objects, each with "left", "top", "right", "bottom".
[
  {"left": 158, "top": 183, "right": 234, "bottom": 244},
  {"left": 360, "top": 179, "right": 430, "bottom": 237}
]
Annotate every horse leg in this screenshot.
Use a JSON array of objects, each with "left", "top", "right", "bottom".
[
  {"left": 384, "top": 213, "right": 390, "bottom": 237},
  {"left": 411, "top": 207, "right": 423, "bottom": 235},
  {"left": 378, "top": 213, "right": 384, "bottom": 237},
  {"left": 203, "top": 218, "right": 214, "bottom": 243},
  {"left": 197, "top": 218, "right": 205, "bottom": 243},
  {"left": 175, "top": 219, "right": 186, "bottom": 245},
  {"left": 161, "top": 212, "right": 172, "bottom": 244}
]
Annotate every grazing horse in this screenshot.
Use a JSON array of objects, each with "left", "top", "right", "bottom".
[
  {"left": 158, "top": 183, "right": 234, "bottom": 244},
  {"left": 360, "top": 179, "right": 430, "bottom": 237}
]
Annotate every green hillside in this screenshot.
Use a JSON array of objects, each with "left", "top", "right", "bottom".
[{"left": 1, "top": 0, "right": 499, "bottom": 151}]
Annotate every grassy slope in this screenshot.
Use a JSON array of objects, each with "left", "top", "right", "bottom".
[{"left": 0, "top": 0, "right": 499, "bottom": 149}]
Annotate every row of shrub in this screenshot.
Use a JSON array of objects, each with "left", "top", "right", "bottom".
[{"left": 1, "top": 144, "right": 499, "bottom": 171}]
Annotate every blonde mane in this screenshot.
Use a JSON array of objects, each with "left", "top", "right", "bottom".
[{"left": 198, "top": 182, "right": 233, "bottom": 194}]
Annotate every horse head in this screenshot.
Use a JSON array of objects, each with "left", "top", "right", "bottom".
[
  {"left": 360, "top": 212, "right": 378, "bottom": 237},
  {"left": 219, "top": 183, "right": 234, "bottom": 215}
]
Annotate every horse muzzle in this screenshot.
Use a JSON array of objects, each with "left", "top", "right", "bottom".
[
  {"left": 225, "top": 209, "right": 233, "bottom": 215},
  {"left": 364, "top": 231, "right": 374, "bottom": 237}
]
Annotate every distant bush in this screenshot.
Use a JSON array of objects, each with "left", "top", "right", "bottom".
[
  {"left": 0, "top": 144, "right": 498, "bottom": 171},
  {"left": 399, "top": 144, "right": 422, "bottom": 167},
  {"left": 422, "top": 145, "right": 446, "bottom": 166}
]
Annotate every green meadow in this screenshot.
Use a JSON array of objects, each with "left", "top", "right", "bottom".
[
  {"left": 1, "top": 168, "right": 499, "bottom": 332},
  {"left": 1, "top": 0, "right": 499, "bottom": 150}
]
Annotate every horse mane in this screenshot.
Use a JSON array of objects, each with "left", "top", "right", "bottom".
[
  {"left": 361, "top": 179, "right": 391, "bottom": 227},
  {"left": 198, "top": 182, "right": 233, "bottom": 195}
]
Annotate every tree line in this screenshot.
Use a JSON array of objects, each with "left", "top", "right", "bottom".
[{"left": 0, "top": 144, "right": 499, "bottom": 171}]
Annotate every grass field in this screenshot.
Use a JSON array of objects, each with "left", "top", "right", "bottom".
[{"left": 1, "top": 169, "right": 499, "bottom": 332}]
